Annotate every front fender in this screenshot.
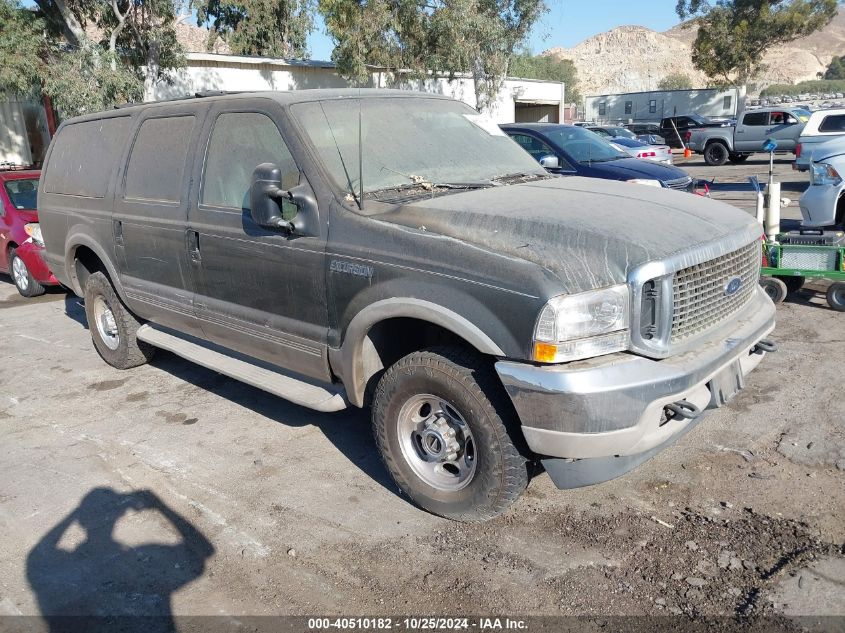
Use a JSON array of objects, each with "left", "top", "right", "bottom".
[
  {"left": 64, "top": 231, "right": 125, "bottom": 300},
  {"left": 335, "top": 298, "right": 508, "bottom": 407}
]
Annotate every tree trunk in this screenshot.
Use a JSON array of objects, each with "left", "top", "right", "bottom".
[
  {"left": 143, "top": 41, "right": 161, "bottom": 102},
  {"left": 108, "top": 0, "right": 128, "bottom": 70},
  {"left": 41, "top": 0, "right": 88, "bottom": 48}
]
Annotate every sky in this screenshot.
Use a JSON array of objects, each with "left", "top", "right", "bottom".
[{"left": 306, "top": 0, "right": 684, "bottom": 62}]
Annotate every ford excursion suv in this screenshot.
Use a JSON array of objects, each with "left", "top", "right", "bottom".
[{"left": 38, "top": 90, "right": 776, "bottom": 521}]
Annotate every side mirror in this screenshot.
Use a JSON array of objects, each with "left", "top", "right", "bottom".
[
  {"left": 249, "top": 163, "right": 295, "bottom": 231},
  {"left": 539, "top": 155, "right": 560, "bottom": 169}
]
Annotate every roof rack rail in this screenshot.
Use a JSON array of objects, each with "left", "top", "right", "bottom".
[{"left": 113, "top": 90, "right": 251, "bottom": 109}]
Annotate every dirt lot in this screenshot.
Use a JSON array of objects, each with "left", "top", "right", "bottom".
[{"left": 0, "top": 157, "right": 843, "bottom": 632}]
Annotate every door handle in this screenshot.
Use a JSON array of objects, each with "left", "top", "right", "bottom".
[
  {"left": 113, "top": 220, "right": 124, "bottom": 246},
  {"left": 187, "top": 230, "right": 201, "bottom": 263}
]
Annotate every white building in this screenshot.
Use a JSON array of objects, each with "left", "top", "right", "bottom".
[
  {"left": 154, "top": 52, "right": 566, "bottom": 124},
  {"left": 584, "top": 87, "right": 743, "bottom": 124}
]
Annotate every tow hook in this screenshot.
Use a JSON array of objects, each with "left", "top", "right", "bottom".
[
  {"left": 664, "top": 400, "right": 702, "bottom": 421},
  {"left": 752, "top": 339, "right": 778, "bottom": 354}
]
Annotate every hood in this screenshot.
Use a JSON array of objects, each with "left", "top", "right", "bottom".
[
  {"left": 16, "top": 210, "right": 38, "bottom": 223},
  {"left": 583, "top": 157, "right": 687, "bottom": 182},
  {"left": 374, "top": 176, "right": 759, "bottom": 293}
]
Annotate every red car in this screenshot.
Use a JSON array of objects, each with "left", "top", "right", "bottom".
[{"left": 0, "top": 169, "right": 58, "bottom": 296}]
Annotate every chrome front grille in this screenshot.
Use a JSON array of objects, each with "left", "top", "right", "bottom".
[
  {"left": 664, "top": 176, "right": 693, "bottom": 191},
  {"left": 670, "top": 241, "right": 760, "bottom": 342}
]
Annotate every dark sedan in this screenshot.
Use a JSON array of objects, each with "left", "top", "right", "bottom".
[{"left": 501, "top": 123, "right": 693, "bottom": 191}]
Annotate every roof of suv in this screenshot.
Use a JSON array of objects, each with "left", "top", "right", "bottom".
[{"left": 67, "top": 89, "right": 454, "bottom": 122}]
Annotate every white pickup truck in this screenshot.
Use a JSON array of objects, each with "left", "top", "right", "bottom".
[{"left": 687, "top": 107, "right": 811, "bottom": 166}]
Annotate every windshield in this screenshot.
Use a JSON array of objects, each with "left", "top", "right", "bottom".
[
  {"left": 292, "top": 98, "right": 545, "bottom": 197},
  {"left": 3, "top": 178, "right": 38, "bottom": 210},
  {"left": 544, "top": 127, "right": 629, "bottom": 163}
]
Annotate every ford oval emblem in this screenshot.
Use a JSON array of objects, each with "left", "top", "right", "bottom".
[{"left": 724, "top": 277, "right": 742, "bottom": 296}]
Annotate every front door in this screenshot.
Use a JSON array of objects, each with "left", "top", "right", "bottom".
[
  {"left": 113, "top": 108, "right": 204, "bottom": 336},
  {"left": 187, "top": 105, "right": 331, "bottom": 381},
  {"left": 766, "top": 111, "right": 801, "bottom": 151}
]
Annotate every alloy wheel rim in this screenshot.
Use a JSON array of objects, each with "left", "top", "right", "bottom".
[
  {"left": 397, "top": 393, "right": 477, "bottom": 491},
  {"left": 11, "top": 256, "right": 28, "bottom": 291},
  {"left": 93, "top": 295, "right": 120, "bottom": 350}
]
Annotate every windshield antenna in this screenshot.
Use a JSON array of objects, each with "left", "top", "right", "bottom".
[{"left": 358, "top": 88, "right": 364, "bottom": 210}]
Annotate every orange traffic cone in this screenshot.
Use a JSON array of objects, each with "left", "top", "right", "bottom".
[{"left": 683, "top": 147, "right": 692, "bottom": 159}]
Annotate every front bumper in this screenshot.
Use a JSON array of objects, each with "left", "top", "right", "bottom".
[
  {"left": 799, "top": 182, "right": 844, "bottom": 227},
  {"left": 496, "top": 288, "right": 775, "bottom": 488}
]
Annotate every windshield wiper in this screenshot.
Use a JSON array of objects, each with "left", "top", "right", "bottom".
[{"left": 492, "top": 172, "right": 547, "bottom": 184}]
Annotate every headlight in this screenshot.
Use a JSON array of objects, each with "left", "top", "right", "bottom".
[
  {"left": 627, "top": 178, "right": 662, "bottom": 187},
  {"left": 533, "top": 285, "right": 630, "bottom": 363},
  {"left": 24, "top": 223, "right": 44, "bottom": 246},
  {"left": 810, "top": 162, "right": 842, "bottom": 186}
]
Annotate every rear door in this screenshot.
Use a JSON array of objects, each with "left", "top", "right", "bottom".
[
  {"left": 186, "top": 101, "right": 331, "bottom": 381},
  {"left": 113, "top": 105, "right": 205, "bottom": 336},
  {"left": 734, "top": 111, "right": 768, "bottom": 151}
]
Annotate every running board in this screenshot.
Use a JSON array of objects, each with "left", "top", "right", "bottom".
[{"left": 136, "top": 324, "right": 347, "bottom": 412}]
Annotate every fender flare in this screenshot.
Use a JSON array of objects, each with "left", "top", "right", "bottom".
[
  {"left": 64, "top": 232, "right": 125, "bottom": 300},
  {"left": 336, "top": 298, "right": 507, "bottom": 407}
]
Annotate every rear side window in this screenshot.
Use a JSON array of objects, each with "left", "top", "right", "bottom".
[
  {"left": 44, "top": 117, "right": 131, "bottom": 198},
  {"left": 124, "top": 116, "right": 195, "bottom": 203},
  {"left": 818, "top": 114, "right": 845, "bottom": 133},
  {"left": 743, "top": 112, "right": 768, "bottom": 126},
  {"left": 201, "top": 112, "right": 299, "bottom": 211}
]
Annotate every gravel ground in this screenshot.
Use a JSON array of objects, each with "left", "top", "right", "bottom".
[{"left": 0, "top": 157, "right": 842, "bottom": 632}]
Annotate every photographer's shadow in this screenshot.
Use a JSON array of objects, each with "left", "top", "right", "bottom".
[{"left": 26, "top": 488, "right": 214, "bottom": 633}]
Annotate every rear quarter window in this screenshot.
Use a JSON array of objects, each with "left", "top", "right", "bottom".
[
  {"left": 818, "top": 115, "right": 845, "bottom": 133},
  {"left": 44, "top": 117, "right": 132, "bottom": 198}
]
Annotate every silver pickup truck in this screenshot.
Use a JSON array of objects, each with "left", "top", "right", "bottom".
[{"left": 688, "top": 107, "right": 810, "bottom": 166}]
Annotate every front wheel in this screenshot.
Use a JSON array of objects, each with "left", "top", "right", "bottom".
[
  {"left": 827, "top": 282, "right": 845, "bottom": 312},
  {"left": 704, "top": 142, "right": 730, "bottom": 166},
  {"left": 9, "top": 248, "right": 45, "bottom": 297},
  {"left": 372, "top": 347, "right": 528, "bottom": 521}
]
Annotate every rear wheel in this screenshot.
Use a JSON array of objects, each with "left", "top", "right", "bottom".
[
  {"left": 760, "top": 277, "right": 788, "bottom": 304},
  {"left": 9, "top": 248, "right": 45, "bottom": 297},
  {"left": 826, "top": 282, "right": 845, "bottom": 312},
  {"left": 84, "top": 271, "right": 155, "bottom": 369},
  {"left": 704, "top": 142, "right": 730, "bottom": 166},
  {"left": 372, "top": 346, "right": 529, "bottom": 522},
  {"left": 729, "top": 153, "right": 749, "bottom": 164}
]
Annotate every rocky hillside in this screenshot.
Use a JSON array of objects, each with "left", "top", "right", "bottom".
[{"left": 544, "top": 12, "right": 845, "bottom": 96}]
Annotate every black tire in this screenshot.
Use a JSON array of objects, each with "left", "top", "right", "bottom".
[
  {"left": 372, "top": 346, "right": 529, "bottom": 522},
  {"left": 777, "top": 275, "right": 805, "bottom": 294},
  {"left": 8, "top": 248, "right": 45, "bottom": 297},
  {"left": 729, "top": 153, "right": 749, "bottom": 164},
  {"left": 760, "top": 276, "right": 788, "bottom": 304},
  {"left": 704, "top": 142, "right": 730, "bottom": 166},
  {"left": 84, "top": 271, "right": 155, "bottom": 369},
  {"left": 826, "top": 282, "right": 845, "bottom": 312}
]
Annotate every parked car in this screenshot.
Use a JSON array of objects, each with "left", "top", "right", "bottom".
[
  {"left": 502, "top": 123, "right": 692, "bottom": 190},
  {"left": 799, "top": 152, "right": 845, "bottom": 228},
  {"left": 687, "top": 108, "right": 810, "bottom": 166},
  {"left": 607, "top": 136, "right": 673, "bottom": 165},
  {"left": 794, "top": 108, "right": 845, "bottom": 171},
  {"left": 660, "top": 114, "right": 728, "bottom": 148},
  {"left": 624, "top": 123, "right": 666, "bottom": 144},
  {"left": 0, "top": 169, "right": 58, "bottom": 297},
  {"left": 587, "top": 126, "right": 637, "bottom": 140},
  {"left": 39, "top": 90, "right": 775, "bottom": 521},
  {"left": 589, "top": 125, "right": 665, "bottom": 146}
]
